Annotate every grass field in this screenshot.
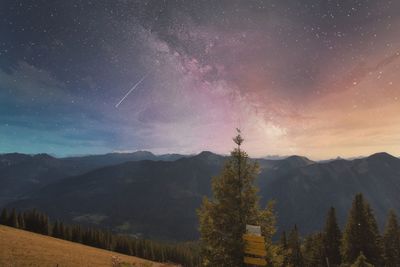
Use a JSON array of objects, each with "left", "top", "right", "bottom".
[{"left": 0, "top": 225, "right": 176, "bottom": 267}]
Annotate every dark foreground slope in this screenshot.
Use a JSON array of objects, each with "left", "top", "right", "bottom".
[{"left": 6, "top": 152, "right": 400, "bottom": 240}]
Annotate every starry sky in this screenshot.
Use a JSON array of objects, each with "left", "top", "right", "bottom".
[{"left": 1, "top": 0, "right": 399, "bottom": 159}]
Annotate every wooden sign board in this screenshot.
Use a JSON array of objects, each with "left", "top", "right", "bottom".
[
  {"left": 244, "top": 256, "right": 267, "bottom": 266},
  {"left": 243, "top": 234, "right": 265, "bottom": 243},
  {"left": 245, "top": 241, "right": 266, "bottom": 250},
  {"left": 244, "top": 246, "right": 267, "bottom": 257},
  {"left": 243, "top": 228, "right": 267, "bottom": 265}
]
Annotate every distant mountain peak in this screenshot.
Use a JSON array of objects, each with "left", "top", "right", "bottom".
[
  {"left": 275, "top": 155, "right": 314, "bottom": 169},
  {"left": 194, "top": 151, "right": 223, "bottom": 162},
  {"left": 285, "top": 155, "right": 310, "bottom": 160},
  {"left": 285, "top": 155, "right": 314, "bottom": 164},
  {"left": 33, "top": 153, "right": 55, "bottom": 160},
  {"left": 131, "top": 150, "right": 156, "bottom": 156},
  {"left": 197, "top": 151, "right": 216, "bottom": 157},
  {"left": 367, "top": 152, "right": 398, "bottom": 161},
  {"left": 110, "top": 150, "right": 155, "bottom": 156}
]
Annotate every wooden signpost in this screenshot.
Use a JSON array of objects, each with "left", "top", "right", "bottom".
[
  {"left": 245, "top": 246, "right": 267, "bottom": 257},
  {"left": 244, "top": 256, "right": 268, "bottom": 266},
  {"left": 243, "top": 225, "right": 267, "bottom": 266}
]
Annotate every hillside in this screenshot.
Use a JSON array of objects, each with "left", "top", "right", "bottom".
[{"left": 0, "top": 225, "right": 173, "bottom": 267}]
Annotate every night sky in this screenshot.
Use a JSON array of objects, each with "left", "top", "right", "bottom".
[{"left": 1, "top": 0, "right": 399, "bottom": 159}]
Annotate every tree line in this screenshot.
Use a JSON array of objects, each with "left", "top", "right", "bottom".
[
  {"left": 279, "top": 193, "right": 400, "bottom": 267},
  {"left": 0, "top": 208, "right": 200, "bottom": 266}
]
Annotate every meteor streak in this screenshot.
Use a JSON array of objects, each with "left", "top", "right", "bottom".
[{"left": 115, "top": 74, "right": 148, "bottom": 108}]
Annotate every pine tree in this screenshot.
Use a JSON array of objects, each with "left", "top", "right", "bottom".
[
  {"left": 341, "top": 193, "right": 382, "bottom": 266},
  {"left": 0, "top": 208, "right": 9, "bottom": 225},
  {"left": 383, "top": 210, "right": 400, "bottom": 267},
  {"left": 197, "top": 130, "right": 276, "bottom": 266},
  {"left": 71, "top": 225, "right": 82, "bottom": 243},
  {"left": 115, "top": 237, "right": 132, "bottom": 255},
  {"left": 351, "top": 252, "right": 374, "bottom": 267},
  {"left": 323, "top": 207, "right": 342, "bottom": 266},
  {"left": 9, "top": 208, "right": 19, "bottom": 228},
  {"left": 280, "top": 231, "right": 289, "bottom": 267},
  {"left": 59, "top": 222, "right": 65, "bottom": 239},
  {"left": 17, "top": 213, "right": 25, "bottom": 229},
  {"left": 364, "top": 203, "right": 383, "bottom": 266},
  {"left": 287, "top": 225, "right": 304, "bottom": 267},
  {"left": 39, "top": 213, "right": 49, "bottom": 235},
  {"left": 303, "top": 232, "right": 325, "bottom": 267},
  {"left": 52, "top": 221, "right": 60, "bottom": 238}
]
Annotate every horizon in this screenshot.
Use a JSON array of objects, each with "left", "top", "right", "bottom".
[
  {"left": 1, "top": 1, "right": 399, "bottom": 159},
  {"left": 1, "top": 148, "right": 398, "bottom": 162}
]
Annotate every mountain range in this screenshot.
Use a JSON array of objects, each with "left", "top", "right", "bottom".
[
  {"left": 2, "top": 151, "right": 400, "bottom": 241},
  {"left": 0, "top": 151, "right": 186, "bottom": 207}
]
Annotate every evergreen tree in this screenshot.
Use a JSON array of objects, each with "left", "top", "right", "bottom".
[
  {"left": 351, "top": 252, "right": 374, "bottom": 267},
  {"left": 364, "top": 203, "right": 383, "bottom": 266},
  {"left": 280, "top": 231, "right": 289, "bottom": 267},
  {"left": 303, "top": 232, "right": 325, "bottom": 267},
  {"left": 323, "top": 207, "right": 342, "bottom": 266},
  {"left": 341, "top": 193, "right": 382, "bottom": 266},
  {"left": 0, "top": 208, "right": 9, "bottom": 225},
  {"left": 197, "top": 130, "right": 276, "bottom": 266},
  {"left": 287, "top": 225, "right": 304, "bottom": 267},
  {"left": 17, "top": 213, "right": 25, "bottom": 229},
  {"left": 71, "top": 225, "right": 82, "bottom": 243},
  {"left": 115, "top": 237, "right": 132, "bottom": 255},
  {"left": 23, "top": 209, "right": 39, "bottom": 232},
  {"left": 9, "top": 208, "right": 19, "bottom": 228},
  {"left": 38, "top": 213, "right": 49, "bottom": 235},
  {"left": 52, "top": 221, "right": 60, "bottom": 238},
  {"left": 383, "top": 210, "right": 400, "bottom": 267},
  {"left": 59, "top": 222, "right": 65, "bottom": 238}
]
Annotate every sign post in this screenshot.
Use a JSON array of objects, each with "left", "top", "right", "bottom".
[{"left": 243, "top": 225, "right": 267, "bottom": 266}]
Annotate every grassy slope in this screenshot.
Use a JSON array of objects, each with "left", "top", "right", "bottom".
[{"left": 0, "top": 225, "right": 176, "bottom": 267}]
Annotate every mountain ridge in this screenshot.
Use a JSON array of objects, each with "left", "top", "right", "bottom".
[{"left": 2, "top": 151, "right": 400, "bottom": 241}]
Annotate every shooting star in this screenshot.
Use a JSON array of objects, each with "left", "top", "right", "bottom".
[{"left": 115, "top": 74, "right": 148, "bottom": 108}]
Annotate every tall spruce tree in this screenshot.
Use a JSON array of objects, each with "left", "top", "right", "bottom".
[
  {"left": 280, "top": 231, "right": 289, "bottom": 267},
  {"left": 364, "top": 203, "right": 383, "bottom": 266},
  {"left": 383, "top": 210, "right": 400, "bottom": 267},
  {"left": 287, "top": 225, "right": 304, "bottom": 267},
  {"left": 0, "top": 208, "right": 9, "bottom": 225},
  {"left": 303, "top": 232, "right": 325, "bottom": 267},
  {"left": 17, "top": 213, "right": 25, "bottom": 229},
  {"left": 52, "top": 221, "right": 60, "bottom": 238},
  {"left": 9, "top": 208, "right": 19, "bottom": 228},
  {"left": 197, "top": 130, "right": 276, "bottom": 267},
  {"left": 323, "top": 207, "right": 342, "bottom": 266},
  {"left": 341, "top": 193, "right": 382, "bottom": 266}
]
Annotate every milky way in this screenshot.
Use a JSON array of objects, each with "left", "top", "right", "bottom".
[{"left": 0, "top": 0, "right": 399, "bottom": 159}]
